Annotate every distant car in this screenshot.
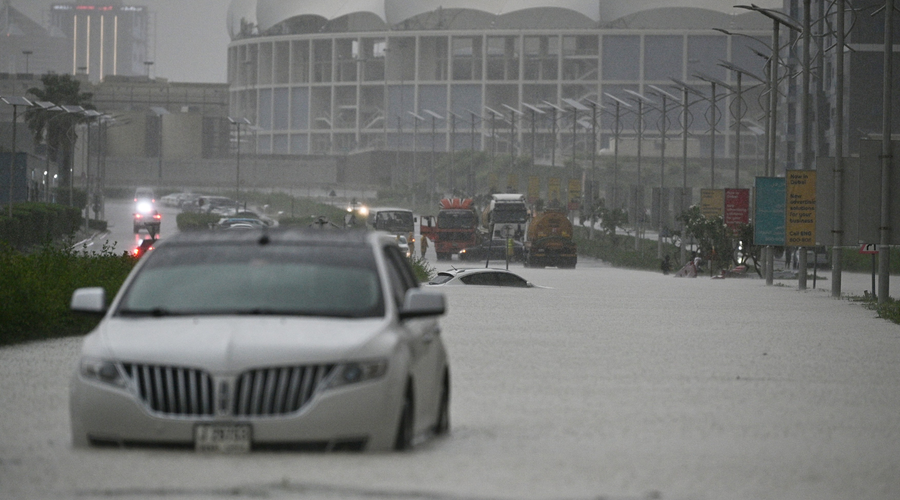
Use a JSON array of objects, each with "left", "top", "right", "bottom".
[
  {"left": 457, "top": 238, "right": 525, "bottom": 262},
  {"left": 217, "top": 217, "right": 268, "bottom": 229},
  {"left": 133, "top": 209, "right": 161, "bottom": 235},
  {"left": 69, "top": 229, "right": 450, "bottom": 452},
  {"left": 427, "top": 268, "right": 533, "bottom": 288},
  {"left": 397, "top": 235, "right": 411, "bottom": 258}
]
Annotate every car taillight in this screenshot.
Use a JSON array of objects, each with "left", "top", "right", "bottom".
[
  {"left": 134, "top": 214, "right": 143, "bottom": 220},
  {"left": 153, "top": 214, "right": 161, "bottom": 220}
]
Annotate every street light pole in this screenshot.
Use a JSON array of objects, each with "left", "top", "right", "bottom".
[
  {"left": 423, "top": 109, "right": 443, "bottom": 203},
  {"left": 878, "top": 0, "right": 894, "bottom": 304},
  {"left": 228, "top": 117, "right": 251, "bottom": 207}
]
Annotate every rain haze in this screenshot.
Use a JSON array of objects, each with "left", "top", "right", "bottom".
[{"left": 15, "top": 0, "right": 230, "bottom": 82}]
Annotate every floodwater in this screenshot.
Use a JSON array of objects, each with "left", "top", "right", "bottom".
[{"left": 0, "top": 253, "right": 898, "bottom": 500}]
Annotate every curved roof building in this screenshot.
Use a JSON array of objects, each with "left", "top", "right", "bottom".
[{"left": 226, "top": 0, "right": 780, "bottom": 195}]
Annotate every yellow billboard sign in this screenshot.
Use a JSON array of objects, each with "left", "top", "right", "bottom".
[
  {"left": 700, "top": 189, "right": 724, "bottom": 218},
  {"left": 786, "top": 170, "right": 816, "bottom": 246}
]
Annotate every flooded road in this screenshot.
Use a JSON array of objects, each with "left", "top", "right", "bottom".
[{"left": 1, "top": 246, "right": 897, "bottom": 500}]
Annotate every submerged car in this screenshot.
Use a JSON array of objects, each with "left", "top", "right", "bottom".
[
  {"left": 70, "top": 229, "right": 450, "bottom": 452},
  {"left": 427, "top": 268, "right": 533, "bottom": 288}
]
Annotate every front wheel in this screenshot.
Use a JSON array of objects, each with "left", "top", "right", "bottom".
[
  {"left": 393, "top": 386, "right": 414, "bottom": 451},
  {"left": 433, "top": 373, "right": 450, "bottom": 436}
]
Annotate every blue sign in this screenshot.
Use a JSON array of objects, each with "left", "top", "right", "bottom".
[{"left": 754, "top": 177, "right": 785, "bottom": 246}]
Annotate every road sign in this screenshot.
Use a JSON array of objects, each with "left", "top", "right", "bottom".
[{"left": 859, "top": 244, "right": 879, "bottom": 255}]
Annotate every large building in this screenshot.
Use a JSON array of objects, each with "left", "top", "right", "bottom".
[
  {"left": 0, "top": 1, "right": 69, "bottom": 77},
  {"left": 226, "top": 0, "right": 780, "bottom": 191},
  {"left": 781, "top": 0, "right": 900, "bottom": 168},
  {"left": 48, "top": 1, "right": 151, "bottom": 84}
]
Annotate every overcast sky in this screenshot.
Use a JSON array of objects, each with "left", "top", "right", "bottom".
[{"left": 16, "top": 0, "right": 232, "bottom": 83}]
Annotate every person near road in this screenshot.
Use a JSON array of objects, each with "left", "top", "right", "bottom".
[
  {"left": 661, "top": 255, "right": 672, "bottom": 275},
  {"left": 420, "top": 234, "right": 429, "bottom": 258}
]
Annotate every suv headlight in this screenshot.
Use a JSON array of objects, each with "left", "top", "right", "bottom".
[
  {"left": 80, "top": 358, "right": 126, "bottom": 388},
  {"left": 325, "top": 360, "right": 388, "bottom": 389}
]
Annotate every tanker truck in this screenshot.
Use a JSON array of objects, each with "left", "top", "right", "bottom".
[
  {"left": 420, "top": 198, "right": 480, "bottom": 261},
  {"left": 525, "top": 208, "right": 577, "bottom": 268}
]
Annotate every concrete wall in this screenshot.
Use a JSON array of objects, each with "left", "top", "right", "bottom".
[{"left": 162, "top": 114, "right": 204, "bottom": 160}]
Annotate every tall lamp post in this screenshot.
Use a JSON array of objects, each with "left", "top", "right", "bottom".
[
  {"left": 228, "top": 116, "right": 251, "bottom": 207},
  {"left": 502, "top": 104, "right": 524, "bottom": 178},
  {"left": 736, "top": 4, "right": 807, "bottom": 288},
  {"left": 584, "top": 99, "right": 602, "bottom": 239},
  {"left": 648, "top": 86, "right": 680, "bottom": 260},
  {"left": 33, "top": 101, "right": 57, "bottom": 202},
  {"left": 484, "top": 107, "right": 504, "bottom": 174},
  {"left": 624, "top": 90, "right": 657, "bottom": 253},
  {"left": 409, "top": 112, "right": 424, "bottom": 205},
  {"left": 423, "top": 109, "right": 443, "bottom": 203},
  {"left": 150, "top": 107, "right": 169, "bottom": 182},
  {"left": 58, "top": 105, "right": 85, "bottom": 207},
  {"left": 81, "top": 110, "right": 102, "bottom": 230},
  {"left": 666, "top": 81, "right": 699, "bottom": 266},
  {"left": 541, "top": 101, "right": 565, "bottom": 168},
  {"left": 602, "top": 93, "right": 632, "bottom": 211},
  {"left": 562, "top": 98, "right": 590, "bottom": 178},
  {"left": 2, "top": 96, "right": 33, "bottom": 217},
  {"left": 447, "top": 111, "right": 462, "bottom": 195},
  {"left": 718, "top": 61, "right": 765, "bottom": 189},
  {"left": 522, "top": 103, "right": 545, "bottom": 170}
]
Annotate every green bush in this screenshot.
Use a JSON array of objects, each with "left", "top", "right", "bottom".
[
  {"left": 0, "top": 202, "right": 82, "bottom": 251},
  {"left": 409, "top": 256, "right": 436, "bottom": 283},
  {"left": 575, "top": 227, "right": 678, "bottom": 271},
  {"left": 0, "top": 243, "right": 136, "bottom": 347}
]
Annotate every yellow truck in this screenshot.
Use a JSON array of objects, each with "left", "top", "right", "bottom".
[{"left": 525, "top": 208, "right": 577, "bottom": 268}]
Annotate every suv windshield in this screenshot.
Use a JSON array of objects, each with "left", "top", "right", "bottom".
[{"left": 117, "top": 243, "right": 384, "bottom": 318}]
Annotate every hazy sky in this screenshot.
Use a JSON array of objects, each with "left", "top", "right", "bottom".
[{"left": 15, "top": 0, "right": 232, "bottom": 83}]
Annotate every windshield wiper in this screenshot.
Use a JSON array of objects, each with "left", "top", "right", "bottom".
[{"left": 116, "top": 307, "right": 180, "bottom": 317}]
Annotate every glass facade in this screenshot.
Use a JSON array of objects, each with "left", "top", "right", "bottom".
[{"left": 230, "top": 29, "right": 771, "bottom": 159}]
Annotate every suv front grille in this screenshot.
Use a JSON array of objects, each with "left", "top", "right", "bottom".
[
  {"left": 234, "top": 365, "right": 335, "bottom": 417},
  {"left": 121, "top": 363, "right": 335, "bottom": 418},
  {"left": 123, "top": 363, "right": 214, "bottom": 416}
]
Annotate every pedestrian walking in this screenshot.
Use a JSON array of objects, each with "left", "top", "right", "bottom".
[{"left": 420, "top": 234, "right": 429, "bottom": 258}]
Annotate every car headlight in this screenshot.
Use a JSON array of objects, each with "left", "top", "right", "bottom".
[
  {"left": 325, "top": 360, "right": 388, "bottom": 389},
  {"left": 79, "top": 358, "right": 126, "bottom": 388}
]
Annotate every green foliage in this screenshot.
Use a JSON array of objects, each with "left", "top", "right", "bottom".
[
  {"left": 25, "top": 74, "right": 95, "bottom": 189},
  {"left": 0, "top": 202, "right": 82, "bottom": 251},
  {"left": 409, "top": 256, "right": 436, "bottom": 283},
  {"left": 574, "top": 227, "right": 679, "bottom": 271},
  {"left": 678, "top": 206, "right": 746, "bottom": 273},
  {"left": 0, "top": 242, "right": 136, "bottom": 347}
]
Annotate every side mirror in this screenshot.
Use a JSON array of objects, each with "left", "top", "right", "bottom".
[
  {"left": 71, "top": 287, "right": 107, "bottom": 314},
  {"left": 399, "top": 289, "right": 446, "bottom": 320}
]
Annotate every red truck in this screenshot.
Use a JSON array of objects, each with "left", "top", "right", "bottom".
[{"left": 420, "top": 198, "right": 480, "bottom": 261}]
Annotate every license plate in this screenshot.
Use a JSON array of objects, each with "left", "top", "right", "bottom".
[{"left": 194, "top": 424, "right": 251, "bottom": 453}]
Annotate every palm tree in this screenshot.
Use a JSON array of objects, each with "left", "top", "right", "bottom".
[{"left": 25, "top": 74, "right": 95, "bottom": 202}]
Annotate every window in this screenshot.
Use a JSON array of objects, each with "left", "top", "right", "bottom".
[{"left": 118, "top": 244, "right": 384, "bottom": 318}]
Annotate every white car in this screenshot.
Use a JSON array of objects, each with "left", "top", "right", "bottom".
[
  {"left": 427, "top": 268, "right": 534, "bottom": 288},
  {"left": 70, "top": 229, "right": 450, "bottom": 452}
]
